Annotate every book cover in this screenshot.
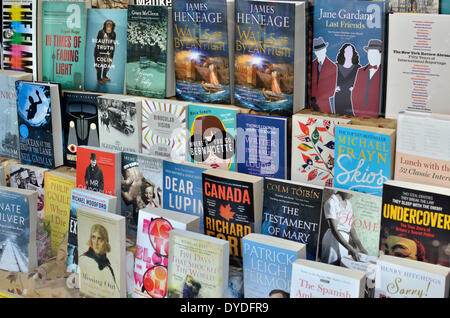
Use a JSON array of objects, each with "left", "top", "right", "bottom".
[
  {"left": 98, "top": 95, "right": 142, "bottom": 153},
  {"left": 76, "top": 146, "right": 120, "bottom": 197},
  {"left": 133, "top": 207, "right": 199, "bottom": 298},
  {"left": 334, "top": 124, "right": 395, "bottom": 197},
  {"left": 312, "top": 0, "right": 387, "bottom": 118},
  {"left": 16, "top": 81, "right": 62, "bottom": 169},
  {"left": 142, "top": 98, "right": 188, "bottom": 161},
  {"left": 375, "top": 254, "right": 450, "bottom": 298},
  {"left": 0, "top": 71, "right": 32, "bottom": 159},
  {"left": 388, "top": 0, "right": 439, "bottom": 13},
  {"left": 441, "top": 0, "right": 450, "bottom": 13},
  {"left": 66, "top": 188, "right": 117, "bottom": 273},
  {"left": 0, "top": 187, "right": 37, "bottom": 273},
  {"left": 127, "top": 5, "right": 169, "bottom": 98},
  {"left": 41, "top": 1, "right": 86, "bottom": 91},
  {"left": 167, "top": 229, "right": 229, "bottom": 298},
  {"left": 236, "top": 113, "right": 289, "bottom": 179},
  {"left": 380, "top": 180, "right": 450, "bottom": 267},
  {"left": 394, "top": 112, "right": 450, "bottom": 188},
  {"left": 385, "top": 13, "right": 450, "bottom": 118},
  {"left": 291, "top": 113, "right": 351, "bottom": 187},
  {"left": 290, "top": 259, "right": 365, "bottom": 298},
  {"left": 62, "top": 91, "right": 101, "bottom": 167},
  {"left": 172, "top": 0, "right": 232, "bottom": 104},
  {"left": 163, "top": 159, "right": 207, "bottom": 233},
  {"left": 43, "top": 170, "right": 76, "bottom": 255},
  {"left": 84, "top": 9, "right": 127, "bottom": 94},
  {"left": 77, "top": 206, "right": 126, "bottom": 298},
  {"left": 262, "top": 178, "right": 323, "bottom": 261},
  {"left": 242, "top": 233, "right": 306, "bottom": 298},
  {"left": 92, "top": 0, "right": 128, "bottom": 9},
  {"left": 2, "top": 0, "right": 37, "bottom": 78},
  {"left": 121, "top": 152, "right": 163, "bottom": 239},
  {"left": 187, "top": 104, "right": 238, "bottom": 171},
  {"left": 134, "top": 0, "right": 172, "bottom": 5}
]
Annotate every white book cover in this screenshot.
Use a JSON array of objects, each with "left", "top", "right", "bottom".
[
  {"left": 385, "top": 13, "right": 450, "bottom": 118},
  {"left": 375, "top": 255, "right": 450, "bottom": 298},
  {"left": 290, "top": 259, "right": 365, "bottom": 298}
]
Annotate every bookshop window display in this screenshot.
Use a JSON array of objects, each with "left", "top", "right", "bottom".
[{"left": 0, "top": 0, "right": 448, "bottom": 299}]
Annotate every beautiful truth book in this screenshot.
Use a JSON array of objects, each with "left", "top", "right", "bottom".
[
  {"left": 234, "top": 0, "right": 306, "bottom": 116},
  {"left": 385, "top": 13, "right": 450, "bottom": 118},
  {"left": 141, "top": 98, "right": 188, "bottom": 162},
  {"left": 242, "top": 233, "right": 306, "bottom": 298},
  {"left": 41, "top": 1, "right": 86, "bottom": 91},
  {"left": 133, "top": 207, "right": 199, "bottom": 298},
  {"left": 380, "top": 179, "right": 450, "bottom": 267},
  {"left": 0, "top": 186, "right": 38, "bottom": 273},
  {"left": 77, "top": 206, "right": 126, "bottom": 298},
  {"left": 312, "top": 0, "right": 387, "bottom": 118},
  {"left": 394, "top": 111, "right": 450, "bottom": 189},
  {"left": 172, "top": 0, "right": 234, "bottom": 104},
  {"left": 167, "top": 229, "right": 229, "bottom": 298},
  {"left": 291, "top": 112, "right": 351, "bottom": 187},
  {"left": 84, "top": 8, "right": 127, "bottom": 94},
  {"left": 334, "top": 124, "right": 396, "bottom": 197},
  {"left": 0, "top": 70, "right": 32, "bottom": 159}
]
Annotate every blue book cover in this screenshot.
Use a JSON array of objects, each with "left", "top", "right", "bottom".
[
  {"left": 312, "top": 0, "right": 387, "bottom": 118},
  {"left": 66, "top": 188, "right": 115, "bottom": 273},
  {"left": 163, "top": 160, "right": 206, "bottom": 233},
  {"left": 242, "top": 234, "right": 303, "bottom": 298},
  {"left": 0, "top": 188, "right": 35, "bottom": 273},
  {"left": 84, "top": 9, "right": 127, "bottom": 94},
  {"left": 172, "top": 0, "right": 232, "bottom": 104},
  {"left": 334, "top": 125, "right": 394, "bottom": 197},
  {"left": 16, "top": 82, "right": 56, "bottom": 169},
  {"left": 441, "top": 0, "right": 450, "bottom": 13},
  {"left": 261, "top": 178, "right": 323, "bottom": 260},
  {"left": 236, "top": 113, "right": 289, "bottom": 179}
]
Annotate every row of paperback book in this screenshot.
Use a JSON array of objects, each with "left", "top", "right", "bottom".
[{"left": 5, "top": 0, "right": 450, "bottom": 119}]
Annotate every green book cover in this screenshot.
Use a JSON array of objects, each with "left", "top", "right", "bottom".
[{"left": 42, "top": 1, "right": 86, "bottom": 90}]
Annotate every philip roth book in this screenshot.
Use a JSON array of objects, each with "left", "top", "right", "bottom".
[
  {"left": 334, "top": 124, "right": 395, "bottom": 197},
  {"left": 62, "top": 91, "right": 101, "bottom": 167},
  {"left": 66, "top": 188, "right": 117, "bottom": 273},
  {"left": 242, "top": 233, "right": 306, "bottom": 298},
  {"left": 394, "top": 111, "right": 450, "bottom": 189},
  {"left": 142, "top": 98, "right": 188, "bottom": 162},
  {"left": 0, "top": 70, "right": 32, "bottom": 159},
  {"left": 163, "top": 159, "right": 207, "bottom": 233},
  {"left": 385, "top": 13, "right": 450, "bottom": 118},
  {"left": 16, "top": 81, "right": 64, "bottom": 169},
  {"left": 380, "top": 180, "right": 450, "bottom": 267},
  {"left": 2, "top": 0, "right": 37, "bottom": 79},
  {"left": 77, "top": 206, "right": 126, "bottom": 298},
  {"left": 262, "top": 178, "right": 323, "bottom": 261},
  {"left": 167, "top": 229, "right": 229, "bottom": 298},
  {"left": 236, "top": 113, "right": 289, "bottom": 179},
  {"left": 76, "top": 146, "right": 121, "bottom": 199},
  {"left": 41, "top": 1, "right": 86, "bottom": 90},
  {"left": 172, "top": 0, "right": 234, "bottom": 104},
  {"left": 312, "top": 0, "right": 387, "bottom": 118},
  {"left": 187, "top": 104, "right": 238, "bottom": 171},
  {"left": 43, "top": 170, "right": 76, "bottom": 255},
  {"left": 290, "top": 259, "right": 365, "bottom": 298},
  {"left": 291, "top": 112, "right": 351, "bottom": 187},
  {"left": 133, "top": 207, "right": 199, "bottom": 298},
  {"left": 0, "top": 187, "right": 37, "bottom": 273},
  {"left": 121, "top": 152, "right": 163, "bottom": 239},
  {"left": 388, "top": 0, "right": 439, "bottom": 13},
  {"left": 234, "top": 0, "right": 305, "bottom": 116},
  {"left": 202, "top": 169, "right": 264, "bottom": 268},
  {"left": 127, "top": 5, "right": 173, "bottom": 98},
  {"left": 84, "top": 9, "right": 127, "bottom": 94},
  {"left": 375, "top": 254, "right": 450, "bottom": 298},
  {"left": 97, "top": 95, "right": 142, "bottom": 153}
]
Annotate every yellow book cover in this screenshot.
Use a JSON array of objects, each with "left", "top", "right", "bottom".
[{"left": 44, "top": 171, "right": 76, "bottom": 254}]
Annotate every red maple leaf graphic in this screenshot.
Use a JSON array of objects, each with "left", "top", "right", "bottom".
[{"left": 220, "top": 204, "right": 235, "bottom": 221}]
